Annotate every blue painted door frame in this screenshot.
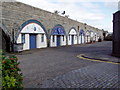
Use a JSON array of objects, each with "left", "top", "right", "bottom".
[
  {"left": 30, "top": 34, "right": 36, "bottom": 49},
  {"left": 57, "top": 36, "right": 60, "bottom": 46},
  {"left": 71, "top": 35, "right": 74, "bottom": 44}
]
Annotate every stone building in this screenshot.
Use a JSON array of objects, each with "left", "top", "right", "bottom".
[
  {"left": 112, "top": 1, "right": 120, "bottom": 57},
  {"left": 0, "top": 1, "right": 104, "bottom": 52}
]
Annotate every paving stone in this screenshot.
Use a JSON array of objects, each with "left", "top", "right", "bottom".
[
  {"left": 41, "top": 63, "right": 119, "bottom": 88},
  {"left": 17, "top": 41, "right": 120, "bottom": 88}
]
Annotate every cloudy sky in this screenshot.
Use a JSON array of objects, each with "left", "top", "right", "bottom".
[{"left": 16, "top": 0, "right": 119, "bottom": 32}]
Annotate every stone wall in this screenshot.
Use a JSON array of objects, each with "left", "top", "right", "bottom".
[
  {"left": 1, "top": 1, "right": 104, "bottom": 42},
  {"left": 113, "top": 11, "right": 120, "bottom": 57}
]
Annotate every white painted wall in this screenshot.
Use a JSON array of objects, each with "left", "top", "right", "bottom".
[
  {"left": 36, "top": 34, "right": 41, "bottom": 48},
  {"left": 17, "top": 34, "right": 21, "bottom": 43},
  {"left": 82, "top": 36, "right": 85, "bottom": 43},
  {"left": 68, "top": 35, "right": 77, "bottom": 45},
  {"left": 74, "top": 35, "right": 77, "bottom": 44},
  {"left": 85, "top": 31, "right": 90, "bottom": 43},
  {"left": 97, "top": 33, "right": 100, "bottom": 40},
  {"left": 94, "top": 33, "right": 98, "bottom": 41},
  {"left": 17, "top": 33, "right": 29, "bottom": 50},
  {"left": 61, "top": 35, "right": 66, "bottom": 46},
  {"left": 36, "top": 34, "right": 47, "bottom": 48},
  {"left": 23, "top": 34, "right": 29, "bottom": 50},
  {"left": 90, "top": 32, "right": 94, "bottom": 42},
  {"left": 50, "top": 35, "right": 66, "bottom": 47},
  {"left": 68, "top": 35, "right": 71, "bottom": 45},
  {"left": 50, "top": 35, "right": 57, "bottom": 47}
]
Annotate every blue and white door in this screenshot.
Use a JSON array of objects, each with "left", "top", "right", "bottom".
[
  {"left": 79, "top": 29, "right": 85, "bottom": 44},
  {"left": 30, "top": 34, "right": 36, "bottom": 49},
  {"left": 57, "top": 36, "right": 61, "bottom": 46},
  {"left": 94, "top": 33, "right": 97, "bottom": 41},
  {"left": 50, "top": 24, "right": 66, "bottom": 47},
  {"left": 68, "top": 28, "right": 77, "bottom": 45},
  {"left": 16, "top": 20, "right": 47, "bottom": 51},
  {"left": 90, "top": 31, "right": 94, "bottom": 42},
  {"left": 80, "top": 34, "right": 84, "bottom": 44},
  {"left": 85, "top": 30, "right": 90, "bottom": 43},
  {"left": 71, "top": 35, "right": 74, "bottom": 44}
]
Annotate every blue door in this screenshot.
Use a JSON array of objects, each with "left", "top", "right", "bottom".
[
  {"left": 30, "top": 34, "right": 36, "bottom": 49},
  {"left": 71, "top": 35, "right": 74, "bottom": 44},
  {"left": 57, "top": 36, "right": 60, "bottom": 46}
]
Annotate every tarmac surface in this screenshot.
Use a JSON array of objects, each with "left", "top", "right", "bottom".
[{"left": 16, "top": 41, "right": 120, "bottom": 88}]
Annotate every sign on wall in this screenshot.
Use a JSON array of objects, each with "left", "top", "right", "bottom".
[
  {"left": 69, "top": 29, "right": 77, "bottom": 35},
  {"left": 86, "top": 31, "right": 90, "bottom": 36},
  {"left": 51, "top": 25, "right": 65, "bottom": 35},
  {"left": 21, "top": 23, "right": 45, "bottom": 34},
  {"left": 80, "top": 29, "right": 85, "bottom": 35}
]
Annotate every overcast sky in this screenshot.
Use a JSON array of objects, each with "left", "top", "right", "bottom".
[{"left": 16, "top": 0, "right": 119, "bottom": 32}]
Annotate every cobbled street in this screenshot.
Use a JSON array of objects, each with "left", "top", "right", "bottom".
[{"left": 17, "top": 41, "right": 120, "bottom": 88}]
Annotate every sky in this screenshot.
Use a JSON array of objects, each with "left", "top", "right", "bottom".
[{"left": 15, "top": 0, "right": 119, "bottom": 32}]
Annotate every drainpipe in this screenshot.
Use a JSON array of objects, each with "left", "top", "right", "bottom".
[{"left": 11, "top": 28, "right": 14, "bottom": 52}]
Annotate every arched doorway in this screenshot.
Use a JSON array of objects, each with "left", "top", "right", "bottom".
[
  {"left": 79, "top": 29, "right": 85, "bottom": 44},
  {"left": 94, "top": 33, "right": 98, "bottom": 41},
  {"left": 68, "top": 27, "right": 77, "bottom": 45},
  {"left": 85, "top": 30, "right": 90, "bottom": 43},
  {"left": 50, "top": 24, "right": 66, "bottom": 47},
  {"left": 16, "top": 19, "right": 47, "bottom": 51},
  {"left": 97, "top": 33, "right": 100, "bottom": 41},
  {"left": 90, "top": 31, "right": 94, "bottom": 43}
]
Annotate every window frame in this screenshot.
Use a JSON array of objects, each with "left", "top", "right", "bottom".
[{"left": 21, "top": 34, "right": 25, "bottom": 44}]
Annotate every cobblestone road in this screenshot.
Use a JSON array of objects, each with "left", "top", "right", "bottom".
[
  {"left": 16, "top": 41, "right": 120, "bottom": 88},
  {"left": 41, "top": 63, "right": 119, "bottom": 88}
]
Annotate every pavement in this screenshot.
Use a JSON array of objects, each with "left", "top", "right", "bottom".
[
  {"left": 16, "top": 41, "right": 120, "bottom": 88},
  {"left": 41, "top": 63, "right": 119, "bottom": 88}
]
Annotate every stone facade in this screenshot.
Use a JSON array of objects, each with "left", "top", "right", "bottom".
[
  {"left": 1, "top": 1, "right": 104, "bottom": 51},
  {"left": 113, "top": 11, "right": 120, "bottom": 57}
]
